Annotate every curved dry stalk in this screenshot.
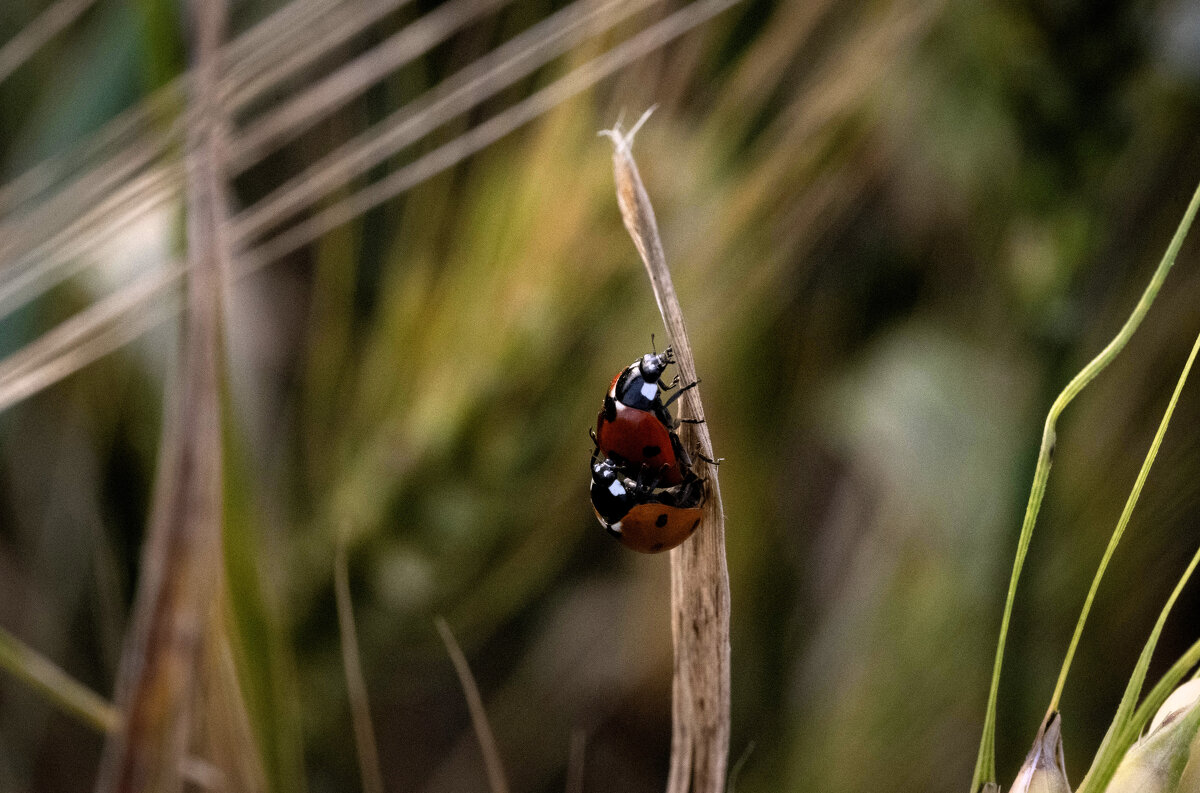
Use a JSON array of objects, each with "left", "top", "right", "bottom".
[
  {"left": 334, "top": 543, "right": 386, "bottom": 793},
  {"left": 434, "top": 617, "right": 511, "bottom": 793},
  {"left": 602, "top": 111, "right": 731, "bottom": 793}
]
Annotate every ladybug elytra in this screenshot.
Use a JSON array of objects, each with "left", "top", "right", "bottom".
[
  {"left": 595, "top": 347, "right": 698, "bottom": 485},
  {"left": 589, "top": 456, "right": 705, "bottom": 554},
  {"left": 588, "top": 342, "right": 712, "bottom": 554}
]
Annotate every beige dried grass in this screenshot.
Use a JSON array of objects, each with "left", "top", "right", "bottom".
[
  {"left": 94, "top": 2, "right": 230, "bottom": 790},
  {"left": 602, "top": 110, "right": 731, "bottom": 793}
]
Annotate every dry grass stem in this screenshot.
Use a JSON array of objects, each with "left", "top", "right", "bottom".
[
  {"left": 0, "top": 0, "right": 730, "bottom": 357},
  {"left": 230, "top": 0, "right": 513, "bottom": 170},
  {"left": 0, "top": 628, "right": 119, "bottom": 732},
  {"left": 602, "top": 111, "right": 731, "bottom": 793},
  {"left": 0, "top": 0, "right": 99, "bottom": 86},
  {"left": 434, "top": 616, "right": 511, "bottom": 793},
  {"left": 235, "top": 0, "right": 656, "bottom": 244},
  {"left": 334, "top": 543, "right": 386, "bottom": 793},
  {"left": 94, "top": 2, "right": 230, "bottom": 791}
]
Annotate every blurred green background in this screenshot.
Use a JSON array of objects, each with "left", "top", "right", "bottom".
[{"left": 2, "top": 0, "right": 1200, "bottom": 791}]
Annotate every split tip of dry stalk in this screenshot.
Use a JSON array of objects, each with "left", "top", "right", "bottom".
[{"left": 597, "top": 105, "right": 657, "bottom": 153}]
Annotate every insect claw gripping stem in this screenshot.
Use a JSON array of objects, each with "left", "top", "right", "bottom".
[{"left": 663, "top": 378, "right": 699, "bottom": 409}]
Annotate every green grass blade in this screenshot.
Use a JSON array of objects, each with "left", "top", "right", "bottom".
[
  {"left": 0, "top": 625, "right": 118, "bottom": 732},
  {"left": 222, "top": 422, "right": 308, "bottom": 793},
  {"left": 970, "top": 178, "right": 1200, "bottom": 793},
  {"left": 1049, "top": 326, "right": 1200, "bottom": 715}
]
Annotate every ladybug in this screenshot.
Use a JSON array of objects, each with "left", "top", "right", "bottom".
[
  {"left": 595, "top": 346, "right": 699, "bottom": 485},
  {"left": 589, "top": 456, "right": 705, "bottom": 554}
]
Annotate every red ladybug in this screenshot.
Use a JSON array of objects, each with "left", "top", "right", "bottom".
[
  {"left": 594, "top": 347, "right": 699, "bottom": 485},
  {"left": 589, "top": 456, "right": 705, "bottom": 554}
]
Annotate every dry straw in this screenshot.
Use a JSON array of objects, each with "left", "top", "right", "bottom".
[
  {"left": 602, "top": 109, "right": 732, "bottom": 793},
  {"left": 94, "top": 1, "right": 230, "bottom": 790}
]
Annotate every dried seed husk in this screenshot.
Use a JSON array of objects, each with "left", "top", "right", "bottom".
[{"left": 1011, "top": 713, "right": 1071, "bottom": 793}]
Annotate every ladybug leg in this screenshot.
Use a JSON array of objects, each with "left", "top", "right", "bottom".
[
  {"left": 659, "top": 374, "right": 681, "bottom": 391},
  {"left": 662, "top": 378, "right": 700, "bottom": 409},
  {"left": 589, "top": 427, "right": 600, "bottom": 450},
  {"left": 694, "top": 448, "right": 723, "bottom": 466},
  {"left": 639, "top": 464, "right": 665, "bottom": 491},
  {"left": 678, "top": 417, "right": 705, "bottom": 425},
  {"left": 670, "top": 432, "right": 694, "bottom": 470},
  {"left": 634, "top": 464, "right": 650, "bottom": 489}
]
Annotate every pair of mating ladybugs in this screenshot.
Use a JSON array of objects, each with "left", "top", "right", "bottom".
[{"left": 589, "top": 343, "right": 710, "bottom": 553}]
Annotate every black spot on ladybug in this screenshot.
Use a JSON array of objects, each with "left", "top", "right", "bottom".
[
  {"left": 603, "top": 396, "right": 617, "bottom": 422},
  {"left": 651, "top": 542, "right": 664, "bottom": 552},
  {"left": 690, "top": 519, "right": 700, "bottom": 532},
  {"left": 656, "top": 513, "right": 669, "bottom": 527},
  {"left": 643, "top": 444, "right": 661, "bottom": 458}
]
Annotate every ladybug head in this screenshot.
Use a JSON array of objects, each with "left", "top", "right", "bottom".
[
  {"left": 638, "top": 348, "right": 674, "bottom": 384},
  {"left": 592, "top": 457, "right": 621, "bottom": 486}
]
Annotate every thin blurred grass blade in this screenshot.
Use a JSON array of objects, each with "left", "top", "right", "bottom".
[
  {"left": 0, "top": 0, "right": 418, "bottom": 312},
  {"left": 221, "top": 431, "right": 309, "bottom": 793},
  {"left": 0, "top": 0, "right": 98, "bottom": 86},
  {"left": 565, "top": 730, "right": 587, "bottom": 793},
  {"left": 435, "top": 616, "right": 511, "bottom": 793},
  {"left": 235, "top": 0, "right": 658, "bottom": 244},
  {"left": 95, "top": 1, "right": 231, "bottom": 790},
  {"left": 970, "top": 178, "right": 1200, "bottom": 793},
  {"left": 0, "top": 626, "right": 119, "bottom": 732},
  {"left": 0, "top": 626, "right": 242, "bottom": 789},
  {"left": 726, "top": 741, "right": 755, "bottom": 793},
  {"left": 244, "top": 0, "right": 743, "bottom": 265},
  {"left": 0, "top": 0, "right": 743, "bottom": 418},
  {"left": 0, "top": 0, "right": 399, "bottom": 213},
  {"left": 230, "top": 0, "right": 515, "bottom": 170},
  {"left": 335, "top": 542, "right": 385, "bottom": 793}
]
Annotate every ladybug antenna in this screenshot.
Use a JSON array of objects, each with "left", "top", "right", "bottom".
[
  {"left": 589, "top": 427, "right": 600, "bottom": 450},
  {"left": 650, "top": 333, "right": 657, "bottom": 355}
]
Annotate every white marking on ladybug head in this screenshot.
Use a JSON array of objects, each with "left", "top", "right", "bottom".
[
  {"left": 611, "top": 521, "right": 623, "bottom": 534},
  {"left": 608, "top": 480, "right": 625, "bottom": 497},
  {"left": 640, "top": 381, "right": 658, "bottom": 401}
]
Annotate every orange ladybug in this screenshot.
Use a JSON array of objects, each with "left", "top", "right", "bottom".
[{"left": 589, "top": 457, "right": 705, "bottom": 554}]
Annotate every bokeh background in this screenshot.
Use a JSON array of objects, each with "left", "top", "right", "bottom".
[{"left": 2, "top": 0, "right": 1200, "bottom": 791}]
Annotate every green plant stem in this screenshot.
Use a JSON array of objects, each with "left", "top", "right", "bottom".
[
  {"left": 0, "top": 626, "right": 119, "bottom": 732},
  {"left": 1048, "top": 327, "right": 1200, "bottom": 716},
  {"left": 970, "top": 178, "right": 1200, "bottom": 793}
]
